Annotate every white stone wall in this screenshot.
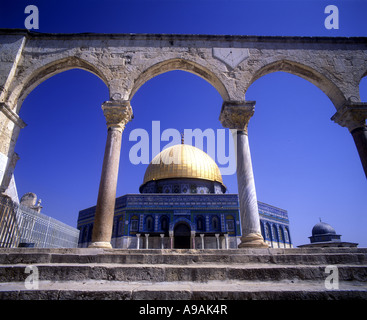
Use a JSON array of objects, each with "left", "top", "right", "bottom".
[{"left": 4, "top": 174, "right": 18, "bottom": 203}]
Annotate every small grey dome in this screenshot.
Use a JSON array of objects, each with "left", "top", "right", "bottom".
[
  {"left": 311, "top": 221, "right": 336, "bottom": 236},
  {"left": 20, "top": 192, "right": 37, "bottom": 207}
]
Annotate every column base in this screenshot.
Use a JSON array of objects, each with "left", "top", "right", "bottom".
[
  {"left": 88, "top": 241, "right": 112, "bottom": 249},
  {"left": 238, "top": 233, "right": 269, "bottom": 248}
]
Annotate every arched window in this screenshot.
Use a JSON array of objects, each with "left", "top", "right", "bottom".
[
  {"left": 285, "top": 227, "right": 290, "bottom": 243},
  {"left": 82, "top": 225, "right": 89, "bottom": 242},
  {"left": 161, "top": 216, "right": 169, "bottom": 232},
  {"left": 265, "top": 223, "right": 271, "bottom": 240},
  {"left": 272, "top": 225, "right": 279, "bottom": 242},
  {"left": 190, "top": 184, "right": 197, "bottom": 193},
  {"left": 117, "top": 217, "right": 124, "bottom": 235},
  {"left": 196, "top": 216, "right": 204, "bottom": 231},
  {"left": 260, "top": 220, "right": 265, "bottom": 238},
  {"left": 173, "top": 185, "right": 180, "bottom": 193},
  {"left": 279, "top": 226, "right": 285, "bottom": 242},
  {"left": 146, "top": 216, "right": 154, "bottom": 232},
  {"left": 212, "top": 216, "right": 220, "bottom": 231},
  {"left": 130, "top": 215, "right": 139, "bottom": 232},
  {"left": 225, "top": 215, "right": 235, "bottom": 233}
]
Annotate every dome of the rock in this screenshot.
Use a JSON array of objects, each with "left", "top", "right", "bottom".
[{"left": 139, "top": 144, "right": 226, "bottom": 193}]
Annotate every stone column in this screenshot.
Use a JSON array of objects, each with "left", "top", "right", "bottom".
[
  {"left": 169, "top": 231, "right": 174, "bottom": 249},
  {"left": 215, "top": 233, "right": 220, "bottom": 249},
  {"left": 145, "top": 234, "right": 149, "bottom": 249},
  {"left": 200, "top": 234, "right": 205, "bottom": 249},
  {"left": 89, "top": 101, "right": 133, "bottom": 249},
  {"left": 220, "top": 101, "right": 268, "bottom": 248},
  {"left": 191, "top": 231, "right": 196, "bottom": 249},
  {"left": 331, "top": 103, "right": 367, "bottom": 178},
  {"left": 224, "top": 234, "right": 229, "bottom": 249},
  {"left": 136, "top": 233, "right": 141, "bottom": 249},
  {"left": 160, "top": 233, "right": 165, "bottom": 249}
]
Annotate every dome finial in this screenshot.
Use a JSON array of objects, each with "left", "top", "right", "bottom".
[{"left": 181, "top": 132, "right": 184, "bottom": 144}]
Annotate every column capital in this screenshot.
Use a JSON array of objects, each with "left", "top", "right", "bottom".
[
  {"left": 219, "top": 100, "right": 256, "bottom": 132},
  {"left": 331, "top": 102, "right": 367, "bottom": 132},
  {"left": 102, "top": 100, "right": 133, "bottom": 131}
]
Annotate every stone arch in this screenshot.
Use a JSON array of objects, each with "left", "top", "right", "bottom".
[
  {"left": 12, "top": 56, "right": 110, "bottom": 113},
  {"left": 359, "top": 72, "right": 367, "bottom": 101},
  {"left": 247, "top": 59, "right": 347, "bottom": 110},
  {"left": 171, "top": 217, "right": 194, "bottom": 231},
  {"left": 174, "top": 221, "right": 191, "bottom": 232},
  {"left": 173, "top": 220, "right": 192, "bottom": 249},
  {"left": 129, "top": 58, "right": 230, "bottom": 101}
]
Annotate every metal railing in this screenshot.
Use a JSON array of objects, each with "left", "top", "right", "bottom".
[
  {"left": 0, "top": 196, "right": 79, "bottom": 248},
  {"left": 0, "top": 196, "right": 20, "bottom": 247}
]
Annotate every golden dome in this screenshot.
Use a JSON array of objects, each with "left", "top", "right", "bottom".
[{"left": 142, "top": 144, "right": 224, "bottom": 186}]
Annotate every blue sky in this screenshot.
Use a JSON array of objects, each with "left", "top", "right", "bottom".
[{"left": 1, "top": 0, "right": 366, "bottom": 247}]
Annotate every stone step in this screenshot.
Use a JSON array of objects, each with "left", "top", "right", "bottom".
[
  {"left": 1, "top": 248, "right": 366, "bottom": 300},
  {"left": 1, "top": 263, "right": 367, "bottom": 283},
  {"left": 2, "top": 247, "right": 367, "bottom": 254},
  {"left": 1, "top": 248, "right": 366, "bottom": 265},
  {"left": 1, "top": 279, "right": 367, "bottom": 300}
]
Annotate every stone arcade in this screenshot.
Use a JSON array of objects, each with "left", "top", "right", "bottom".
[{"left": 0, "top": 30, "right": 366, "bottom": 250}]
